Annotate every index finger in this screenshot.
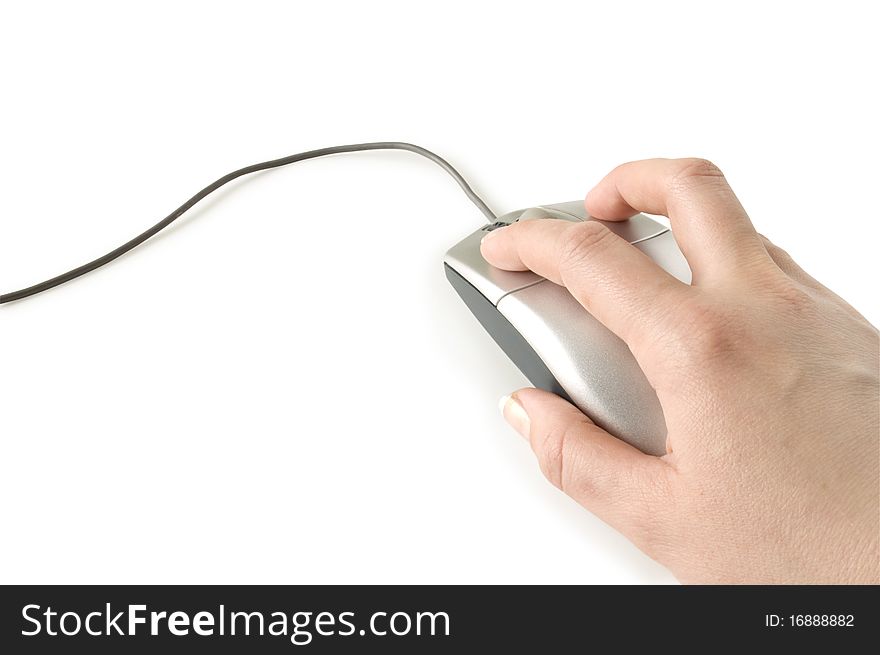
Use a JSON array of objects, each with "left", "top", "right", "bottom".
[{"left": 480, "top": 217, "right": 689, "bottom": 357}]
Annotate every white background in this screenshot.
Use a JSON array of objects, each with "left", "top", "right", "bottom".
[{"left": 1, "top": 1, "right": 877, "bottom": 584}]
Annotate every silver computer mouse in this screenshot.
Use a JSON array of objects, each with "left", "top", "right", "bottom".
[{"left": 444, "top": 201, "right": 691, "bottom": 455}]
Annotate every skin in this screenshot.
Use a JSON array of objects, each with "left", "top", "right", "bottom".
[{"left": 481, "top": 158, "right": 880, "bottom": 584}]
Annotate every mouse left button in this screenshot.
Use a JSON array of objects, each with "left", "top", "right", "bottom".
[
  {"left": 516, "top": 208, "right": 552, "bottom": 222},
  {"left": 444, "top": 223, "right": 543, "bottom": 306}
]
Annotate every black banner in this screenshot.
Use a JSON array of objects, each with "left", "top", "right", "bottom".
[{"left": 1, "top": 585, "right": 876, "bottom": 652}]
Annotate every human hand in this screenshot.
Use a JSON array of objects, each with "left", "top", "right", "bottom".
[{"left": 480, "top": 158, "right": 879, "bottom": 584}]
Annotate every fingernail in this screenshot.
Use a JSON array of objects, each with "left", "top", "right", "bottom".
[
  {"left": 480, "top": 226, "right": 505, "bottom": 244},
  {"left": 499, "top": 394, "right": 530, "bottom": 441}
]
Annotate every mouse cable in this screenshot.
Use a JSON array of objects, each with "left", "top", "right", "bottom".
[{"left": 0, "top": 142, "right": 496, "bottom": 304}]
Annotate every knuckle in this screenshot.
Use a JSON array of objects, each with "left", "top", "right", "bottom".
[
  {"left": 675, "top": 157, "right": 725, "bottom": 180},
  {"left": 556, "top": 221, "right": 614, "bottom": 275},
  {"left": 674, "top": 298, "right": 744, "bottom": 366},
  {"left": 535, "top": 423, "right": 571, "bottom": 490},
  {"left": 759, "top": 234, "right": 794, "bottom": 264},
  {"left": 771, "top": 247, "right": 796, "bottom": 270},
  {"left": 768, "top": 243, "right": 806, "bottom": 279},
  {"left": 535, "top": 419, "right": 590, "bottom": 493},
  {"left": 668, "top": 158, "right": 726, "bottom": 195},
  {"left": 771, "top": 279, "right": 816, "bottom": 314}
]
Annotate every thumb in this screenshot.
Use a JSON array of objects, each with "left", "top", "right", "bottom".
[{"left": 501, "top": 388, "right": 673, "bottom": 546}]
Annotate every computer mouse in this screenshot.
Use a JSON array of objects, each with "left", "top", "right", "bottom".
[{"left": 444, "top": 201, "right": 691, "bottom": 456}]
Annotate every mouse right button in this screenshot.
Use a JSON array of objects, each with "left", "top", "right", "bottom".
[{"left": 632, "top": 231, "right": 692, "bottom": 284}]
